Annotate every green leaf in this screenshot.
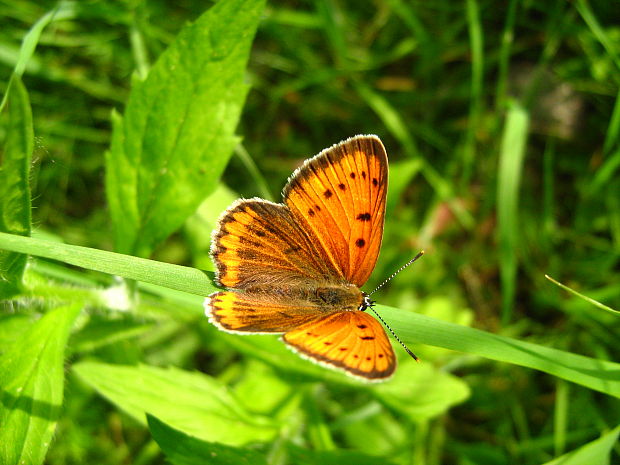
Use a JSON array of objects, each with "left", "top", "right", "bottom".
[
  {"left": 0, "top": 313, "right": 35, "bottom": 350},
  {"left": 185, "top": 183, "right": 238, "bottom": 270},
  {"left": 147, "top": 415, "right": 268, "bottom": 465},
  {"left": 0, "top": 303, "right": 81, "bottom": 465},
  {"left": 73, "top": 361, "right": 278, "bottom": 446},
  {"left": 373, "top": 361, "right": 470, "bottom": 421},
  {"left": 217, "top": 334, "right": 471, "bottom": 421},
  {"left": 69, "top": 314, "right": 154, "bottom": 354},
  {"left": 541, "top": 426, "right": 620, "bottom": 465},
  {"left": 497, "top": 101, "right": 529, "bottom": 323},
  {"left": 106, "top": 0, "right": 265, "bottom": 257},
  {"left": 286, "top": 443, "right": 395, "bottom": 465},
  {"left": 0, "top": 76, "right": 33, "bottom": 299}
]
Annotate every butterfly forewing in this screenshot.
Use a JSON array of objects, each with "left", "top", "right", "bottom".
[
  {"left": 211, "top": 199, "right": 343, "bottom": 289},
  {"left": 283, "top": 135, "right": 388, "bottom": 287}
]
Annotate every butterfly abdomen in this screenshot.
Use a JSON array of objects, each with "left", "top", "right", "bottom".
[
  {"left": 243, "top": 283, "right": 363, "bottom": 311},
  {"left": 310, "top": 285, "right": 362, "bottom": 309}
]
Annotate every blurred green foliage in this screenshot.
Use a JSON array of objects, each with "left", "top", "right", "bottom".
[{"left": 0, "top": 0, "right": 619, "bottom": 464}]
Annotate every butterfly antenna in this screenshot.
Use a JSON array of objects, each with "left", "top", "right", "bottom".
[
  {"left": 368, "top": 250, "right": 425, "bottom": 297},
  {"left": 365, "top": 250, "right": 425, "bottom": 362},
  {"left": 367, "top": 306, "right": 419, "bottom": 362}
]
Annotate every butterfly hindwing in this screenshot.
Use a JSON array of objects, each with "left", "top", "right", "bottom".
[
  {"left": 283, "top": 310, "right": 396, "bottom": 380},
  {"left": 283, "top": 135, "right": 388, "bottom": 287},
  {"left": 206, "top": 291, "right": 324, "bottom": 333}
]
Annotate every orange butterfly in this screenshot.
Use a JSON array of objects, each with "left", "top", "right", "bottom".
[{"left": 205, "top": 135, "right": 413, "bottom": 381}]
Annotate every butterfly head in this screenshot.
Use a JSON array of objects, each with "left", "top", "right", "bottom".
[{"left": 359, "top": 293, "right": 375, "bottom": 312}]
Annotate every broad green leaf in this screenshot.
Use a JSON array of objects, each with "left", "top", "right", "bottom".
[
  {"left": 286, "top": 443, "right": 395, "bottom": 465},
  {"left": 541, "top": 426, "right": 620, "bottom": 465},
  {"left": 185, "top": 183, "right": 238, "bottom": 270},
  {"left": 219, "top": 332, "right": 470, "bottom": 420},
  {"left": 0, "top": 304, "right": 81, "bottom": 465},
  {"left": 0, "top": 314, "right": 35, "bottom": 351},
  {"left": 148, "top": 415, "right": 268, "bottom": 465},
  {"left": 106, "top": 0, "right": 265, "bottom": 257},
  {"left": 497, "top": 102, "right": 529, "bottom": 323},
  {"left": 69, "top": 315, "right": 154, "bottom": 354},
  {"left": 0, "top": 76, "right": 33, "bottom": 299},
  {"left": 232, "top": 359, "right": 296, "bottom": 415},
  {"left": 373, "top": 361, "right": 470, "bottom": 421},
  {"left": 73, "top": 361, "right": 278, "bottom": 446}
]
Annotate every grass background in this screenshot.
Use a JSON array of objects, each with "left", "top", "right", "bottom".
[{"left": 1, "top": 0, "right": 619, "bottom": 464}]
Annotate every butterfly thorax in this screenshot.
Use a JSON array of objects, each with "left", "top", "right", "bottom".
[{"left": 243, "top": 283, "right": 364, "bottom": 312}]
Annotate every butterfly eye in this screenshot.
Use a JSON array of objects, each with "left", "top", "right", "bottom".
[{"left": 359, "top": 295, "right": 375, "bottom": 311}]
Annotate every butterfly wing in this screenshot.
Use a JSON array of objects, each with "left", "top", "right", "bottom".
[
  {"left": 283, "top": 311, "right": 396, "bottom": 380},
  {"left": 282, "top": 135, "right": 388, "bottom": 287},
  {"left": 211, "top": 198, "right": 343, "bottom": 289},
  {"left": 206, "top": 291, "right": 328, "bottom": 333}
]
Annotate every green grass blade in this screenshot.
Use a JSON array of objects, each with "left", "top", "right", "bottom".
[
  {"left": 542, "top": 425, "right": 620, "bottom": 465},
  {"left": 497, "top": 102, "right": 529, "bottom": 324},
  {"left": 0, "top": 232, "right": 216, "bottom": 296},
  {"left": 0, "top": 303, "right": 81, "bottom": 465},
  {"left": 2, "top": 231, "right": 618, "bottom": 396},
  {"left": 234, "top": 143, "right": 275, "bottom": 202},
  {"left": 73, "top": 362, "right": 278, "bottom": 446},
  {"left": 603, "top": 87, "right": 620, "bottom": 155},
  {"left": 461, "top": 0, "right": 484, "bottom": 185},
  {"left": 147, "top": 415, "right": 268, "bottom": 465},
  {"left": 495, "top": 0, "right": 519, "bottom": 109},
  {"left": 353, "top": 80, "right": 474, "bottom": 229},
  {"left": 587, "top": 147, "right": 620, "bottom": 197},
  {"left": 0, "top": 4, "right": 76, "bottom": 112},
  {"left": 545, "top": 274, "right": 619, "bottom": 316},
  {"left": 106, "top": 0, "right": 265, "bottom": 257},
  {"left": 553, "top": 380, "right": 569, "bottom": 456},
  {"left": 380, "top": 305, "right": 620, "bottom": 398},
  {"left": 0, "top": 76, "right": 33, "bottom": 299},
  {"left": 575, "top": 0, "right": 620, "bottom": 74}
]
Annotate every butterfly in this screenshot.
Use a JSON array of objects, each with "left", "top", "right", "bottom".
[{"left": 204, "top": 135, "right": 409, "bottom": 381}]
